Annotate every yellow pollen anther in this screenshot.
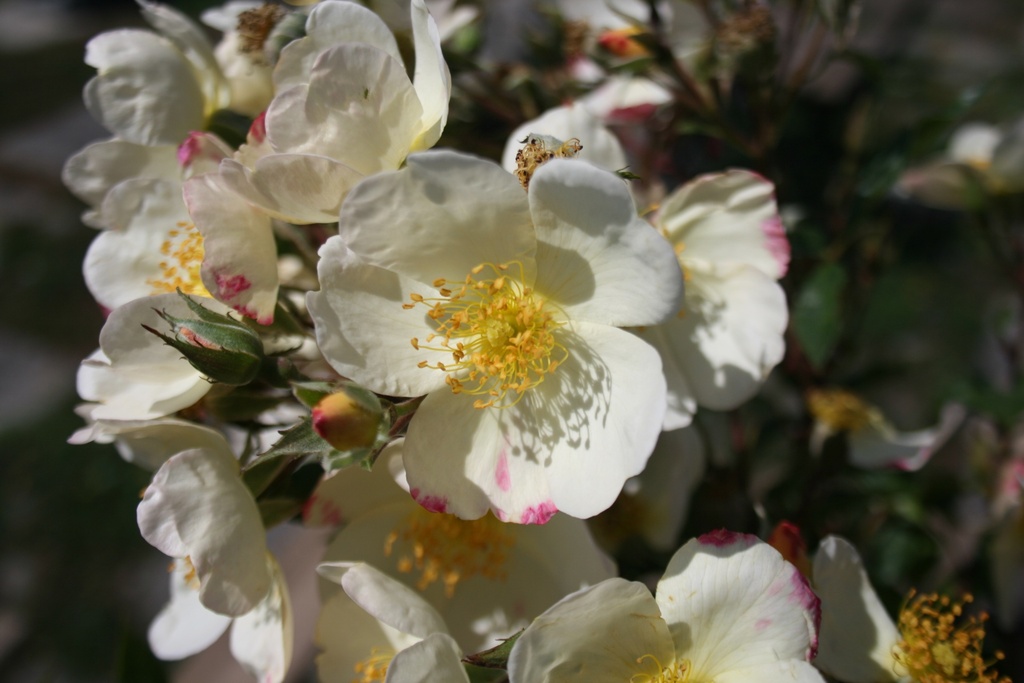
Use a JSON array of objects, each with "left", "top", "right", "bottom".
[
  {"left": 352, "top": 649, "right": 393, "bottom": 683},
  {"left": 892, "top": 589, "right": 1010, "bottom": 683},
  {"left": 383, "top": 509, "right": 515, "bottom": 598},
  {"left": 514, "top": 134, "right": 583, "bottom": 190},
  {"left": 807, "top": 388, "right": 879, "bottom": 432},
  {"left": 406, "top": 261, "right": 568, "bottom": 409},
  {"left": 147, "top": 221, "right": 210, "bottom": 297},
  {"left": 630, "top": 654, "right": 689, "bottom": 683}
]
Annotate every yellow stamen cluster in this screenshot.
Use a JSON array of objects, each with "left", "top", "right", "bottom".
[
  {"left": 383, "top": 509, "right": 515, "bottom": 598},
  {"left": 405, "top": 262, "right": 567, "bottom": 409},
  {"left": 147, "top": 221, "right": 210, "bottom": 297},
  {"left": 168, "top": 556, "right": 201, "bottom": 590},
  {"left": 893, "top": 590, "right": 1010, "bottom": 683},
  {"left": 353, "top": 649, "right": 393, "bottom": 683},
  {"left": 631, "top": 655, "right": 689, "bottom": 683},
  {"left": 806, "top": 388, "right": 877, "bottom": 432},
  {"left": 514, "top": 135, "right": 583, "bottom": 190}
]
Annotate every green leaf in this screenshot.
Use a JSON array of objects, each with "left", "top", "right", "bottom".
[
  {"left": 292, "top": 381, "right": 336, "bottom": 409},
  {"left": 792, "top": 262, "right": 847, "bottom": 370},
  {"left": 246, "top": 418, "right": 331, "bottom": 471}
]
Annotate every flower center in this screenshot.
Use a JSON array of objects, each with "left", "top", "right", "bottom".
[
  {"left": 405, "top": 261, "right": 567, "bottom": 409},
  {"left": 892, "top": 590, "right": 1009, "bottom": 683},
  {"left": 631, "top": 655, "right": 690, "bottom": 683},
  {"left": 383, "top": 508, "right": 515, "bottom": 598},
  {"left": 353, "top": 649, "right": 393, "bottom": 683},
  {"left": 807, "top": 388, "right": 877, "bottom": 432},
  {"left": 514, "top": 134, "right": 583, "bottom": 190},
  {"left": 147, "top": 221, "right": 209, "bottom": 297},
  {"left": 236, "top": 3, "right": 285, "bottom": 55}
]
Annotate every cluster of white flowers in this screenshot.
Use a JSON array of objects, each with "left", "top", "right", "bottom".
[{"left": 63, "top": 1, "right": 1010, "bottom": 681}]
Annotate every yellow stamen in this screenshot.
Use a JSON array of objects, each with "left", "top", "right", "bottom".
[
  {"left": 352, "top": 649, "right": 393, "bottom": 683},
  {"left": 630, "top": 654, "right": 689, "bottom": 683},
  {"left": 147, "top": 221, "right": 210, "bottom": 297},
  {"left": 893, "top": 590, "right": 1010, "bottom": 683},
  {"left": 806, "top": 388, "right": 878, "bottom": 433},
  {"left": 383, "top": 509, "right": 515, "bottom": 598},
  {"left": 406, "top": 261, "right": 568, "bottom": 409}
]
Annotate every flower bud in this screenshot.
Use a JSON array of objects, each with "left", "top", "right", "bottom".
[
  {"left": 144, "top": 292, "right": 264, "bottom": 386},
  {"left": 312, "top": 387, "right": 383, "bottom": 452}
]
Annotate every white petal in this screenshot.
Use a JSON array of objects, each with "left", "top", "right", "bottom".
[
  {"left": 637, "top": 325, "right": 697, "bottom": 430},
  {"left": 409, "top": 0, "right": 451, "bottom": 151},
  {"left": 812, "top": 536, "right": 901, "bottom": 683},
  {"left": 508, "top": 578, "right": 674, "bottom": 683},
  {"left": 268, "top": 44, "right": 422, "bottom": 174},
  {"left": 148, "top": 561, "right": 232, "bottom": 660},
  {"left": 656, "top": 532, "right": 820, "bottom": 678},
  {"left": 948, "top": 123, "right": 1001, "bottom": 165},
  {"left": 386, "top": 633, "right": 467, "bottom": 683},
  {"left": 78, "top": 294, "right": 220, "bottom": 420},
  {"left": 581, "top": 75, "right": 672, "bottom": 120},
  {"left": 340, "top": 150, "right": 536, "bottom": 285},
  {"left": 84, "top": 29, "right": 205, "bottom": 145},
  {"left": 303, "top": 445, "right": 408, "bottom": 527},
  {"left": 660, "top": 170, "right": 788, "bottom": 279},
  {"left": 529, "top": 159, "right": 683, "bottom": 327},
  {"left": 137, "top": 447, "right": 271, "bottom": 615},
  {"left": 229, "top": 556, "right": 293, "bottom": 683},
  {"left": 139, "top": 0, "right": 226, "bottom": 111},
  {"left": 336, "top": 563, "right": 448, "bottom": 639},
  {"left": 402, "top": 323, "right": 667, "bottom": 522},
  {"left": 219, "top": 154, "right": 363, "bottom": 224},
  {"left": 78, "top": 418, "right": 230, "bottom": 470},
  {"left": 714, "top": 661, "right": 826, "bottom": 683},
  {"left": 184, "top": 173, "right": 278, "bottom": 324},
  {"left": 657, "top": 264, "right": 787, "bottom": 411},
  {"left": 275, "top": 0, "right": 401, "bottom": 90},
  {"left": 308, "top": 238, "right": 450, "bottom": 397},
  {"left": 316, "top": 590, "right": 419, "bottom": 683},
  {"left": 501, "top": 103, "right": 627, "bottom": 174},
  {"left": 62, "top": 138, "right": 179, "bottom": 211},
  {"left": 848, "top": 404, "right": 965, "bottom": 471}
]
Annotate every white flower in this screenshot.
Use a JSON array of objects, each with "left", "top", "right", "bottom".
[
  {"left": 896, "top": 120, "right": 1024, "bottom": 208},
  {"left": 149, "top": 554, "right": 292, "bottom": 683},
  {"left": 198, "top": 0, "right": 450, "bottom": 226},
  {"left": 307, "top": 151, "right": 683, "bottom": 522},
  {"left": 640, "top": 170, "right": 790, "bottom": 429},
  {"left": 508, "top": 530, "right": 824, "bottom": 683},
  {"left": 200, "top": 1, "right": 277, "bottom": 117},
  {"left": 315, "top": 563, "right": 469, "bottom": 683},
  {"left": 138, "top": 441, "right": 271, "bottom": 616},
  {"left": 76, "top": 293, "right": 224, "bottom": 421},
  {"left": 813, "top": 536, "right": 1008, "bottom": 683},
  {"left": 83, "top": 1, "right": 229, "bottom": 145},
  {"left": 307, "top": 443, "right": 616, "bottom": 652},
  {"left": 68, "top": 417, "right": 229, "bottom": 470},
  {"left": 807, "top": 389, "right": 965, "bottom": 471}
]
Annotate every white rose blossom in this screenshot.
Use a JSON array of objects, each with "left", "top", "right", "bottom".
[
  {"left": 307, "top": 151, "right": 683, "bottom": 523},
  {"left": 508, "top": 530, "right": 824, "bottom": 683}
]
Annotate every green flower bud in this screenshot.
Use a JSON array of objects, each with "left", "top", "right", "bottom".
[{"left": 312, "top": 387, "right": 383, "bottom": 452}]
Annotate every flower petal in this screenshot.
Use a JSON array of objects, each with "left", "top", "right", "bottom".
[
  {"left": 137, "top": 447, "right": 271, "bottom": 616},
  {"left": 714, "top": 661, "right": 826, "bottom": 683},
  {"left": 660, "top": 170, "right": 788, "bottom": 279},
  {"left": 268, "top": 44, "right": 422, "bottom": 174},
  {"left": 386, "top": 633, "right": 468, "bottom": 683},
  {"left": 332, "top": 563, "right": 448, "bottom": 639},
  {"left": 848, "top": 404, "right": 965, "bottom": 471},
  {"left": 62, "top": 138, "right": 179, "bottom": 217},
  {"left": 508, "top": 578, "right": 674, "bottom": 683},
  {"left": 308, "top": 238, "right": 450, "bottom": 397},
  {"left": 812, "top": 536, "right": 901, "bottom": 683},
  {"left": 339, "top": 150, "right": 536, "bottom": 285},
  {"left": 229, "top": 556, "right": 293, "bottom": 683},
  {"left": 274, "top": 0, "right": 402, "bottom": 90},
  {"left": 402, "top": 323, "right": 666, "bottom": 522},
  {"left": 184, "top": 173, "right": 278, "bottom": 324},
  {"left": 409, "top": 0, "right": 451, "bottom": 150},
  {"left": 83, "top": 29, "right": 205, "bottom": 145},
  {"left": 70, "top": 417, "right": 230, "bottom": 470},
  {"left": 529, "top": 159, "right": 683, "bottom": 327},
  {"left": 148, "top": 560, "right": 232, "bottom": 660},
  {"left": 656, "top": 532, "right": 820, "bottom": 678},
  {"left": 655, "top": 263, "right": 787, "bottom": 411},
  {"left": 219, "top": 154, "right": 363, "bottom": 224},
  {"left": 316, "top": 590, "right": 419, "bottom": 683}
]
